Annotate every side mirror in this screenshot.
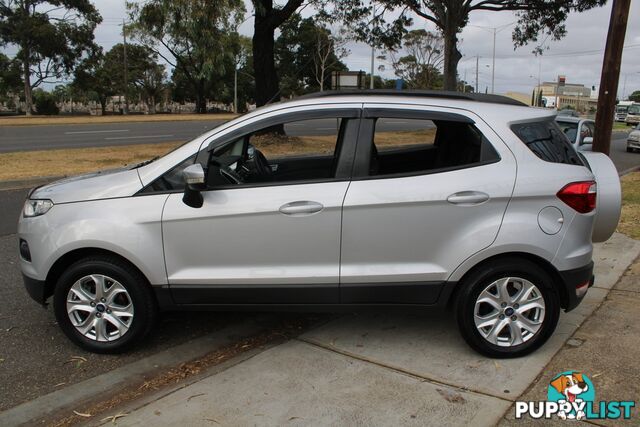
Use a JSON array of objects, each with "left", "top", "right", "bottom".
[
  {"left": 581, "top": 136, "right": 593, "bottom": 146},
  {"left": 182, "top": 163, "right": 205, "bottom": 208}
]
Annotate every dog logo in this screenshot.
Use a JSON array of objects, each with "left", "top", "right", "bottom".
[
  {"left": 547, "top": 371, "right": 594, "bottom": 420},
  {"left": 516, "top": 370, "right": 635, "bottom": 421}
]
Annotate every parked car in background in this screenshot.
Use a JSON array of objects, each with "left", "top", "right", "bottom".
[
  {"left": 628, "top": 124, "right": 640, "bottom": 153},
  {"left": 19, "top": 91, "right": 621, "bottom": 358},
  {"left": 557, "top": 108, "right": 580, "bottom": 118},
  {"left": 625, "top": 103, "right": 640, "bottom": 126},
  {"left": 555, "top": 116, "right": 595, "bottom": 151}
]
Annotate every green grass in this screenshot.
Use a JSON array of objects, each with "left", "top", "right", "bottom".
[{"left": 618, "top": 173, "right": 640, "bottom": 239}]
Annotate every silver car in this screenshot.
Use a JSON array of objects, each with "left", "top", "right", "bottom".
[
  {"left": 19, "top": 91, "right": 622, "bottom": 358},
  {"left": 555, "top": 116, "right": 595, "bottom": 152},
  {"left": 627, "top": 124, "right": 640, "bottom": 153}
]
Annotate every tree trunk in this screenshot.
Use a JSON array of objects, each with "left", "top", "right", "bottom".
[
  {"left": 195, "top": 79, "right": 207, "bottom": 114},
  {"left": 253, "top": 21, "right": 279, "bottom": 107},
  {"left": 22, "top": 58, "right": 33, "bottom": 116},
  {"left": 100, "top": 98, "right": 107, "bottom": 116},
  {"left": 442, "top": 27, "right": 462, "bottom": 91},
  {"left": 149, "top": 95, "right": 156, "bottom": 114}
]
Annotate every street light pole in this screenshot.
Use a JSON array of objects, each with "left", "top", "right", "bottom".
[
  {"left": 370, "top": 4, "right": 375, "bottom": 89},
  {"left": 491, "top": 28, "right": 496, "bottom": 94},
  {"left": 234, "top": 65, "right": 238, "bottom": 114},
  {"left": 122, "top": 19, "right": 129, "bottom": 115},
  {"left": 475, "top": 55, "right": 479, "bottom": 93}
]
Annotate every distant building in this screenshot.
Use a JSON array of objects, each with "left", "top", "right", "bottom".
[{"left": 535, "top": 81, "right": 597, "bottom": 112}]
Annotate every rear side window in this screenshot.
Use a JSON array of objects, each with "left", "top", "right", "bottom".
[
  {"left": 511, "top": 121, "right": 584, "bottom": 165},
  {"left": 364, "top": 117, "right": 500, "bottom": 177}
]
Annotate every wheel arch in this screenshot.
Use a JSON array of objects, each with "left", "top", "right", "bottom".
[
  {"left": 444, "top": 252, "right": 570, "bottom": 310},
  {"left": 45, "top": 248, "right": 155, "bottom": 301}
]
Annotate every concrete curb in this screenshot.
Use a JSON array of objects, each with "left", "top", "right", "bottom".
[
  {"left": 0, "top": 320, "right": 267, "bottom": 427},
  {"left": 620, "top": 165, "right": 640, "bottom": 176}
]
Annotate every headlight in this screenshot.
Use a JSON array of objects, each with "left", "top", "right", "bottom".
[{"left": 23, "top": 199, "right": 54, "bottom": 218}]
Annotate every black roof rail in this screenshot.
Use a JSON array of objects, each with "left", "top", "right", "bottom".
[{"left": 295, "top": 89, "right": 528, "bottom": 107}]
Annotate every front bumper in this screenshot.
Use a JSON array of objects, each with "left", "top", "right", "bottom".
[
  {"left": 628, "top": 139, "right": 640, "bottom": 149},
  {"left": 23, "top": 273, "right": 53, "bottom": 306},
  {"left": 559, "top": 261, "right": 594, "bottom": 312}
]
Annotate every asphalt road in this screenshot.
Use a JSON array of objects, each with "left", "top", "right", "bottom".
[
  {"left": 0, "top": 120, "right": 227, "bottom": 153},
  {"left": 0, "top": 118, "right": 429, "bottom": 152},
  {"left": 609, "top": 131, "right": 639, "bottom": 172}
]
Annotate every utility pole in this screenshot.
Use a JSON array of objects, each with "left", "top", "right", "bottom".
[
  {"left": 594, "top": 0, "right": 631, "bottom": 155},
  {"left": 123, "top": 19, "right": 129, "bottom": 115},
  {"left": 475, "top": 55, "right": 479, "bottom": 93},
  {"left": 491, "top": 28, "right": 496, "bottom": 94}
]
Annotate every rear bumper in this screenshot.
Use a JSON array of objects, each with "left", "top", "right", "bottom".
[
  {"left": 23, "top": 274, "right": 53, "bottom": 306},
  {"left": 559, "top": 261, "right": 594, "bottom": 312}
]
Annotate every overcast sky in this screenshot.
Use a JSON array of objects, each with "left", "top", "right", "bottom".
[{"left": 11, "top": 0, "right": 640, "bottom": 98}]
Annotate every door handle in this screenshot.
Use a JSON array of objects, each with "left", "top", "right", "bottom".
[
  {"left": 279, "top": 201, "right": 324, "bottom": 216},
  {"left": 447, "top": 191, "right": 490, "bottom": 206}
]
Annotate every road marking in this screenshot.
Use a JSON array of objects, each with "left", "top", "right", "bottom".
[
  {"left": 65, "top": 130, "right": 129, "bottom": 135},
  {"left": 105, "top": 134, "right": 175, "bottom": 140}
]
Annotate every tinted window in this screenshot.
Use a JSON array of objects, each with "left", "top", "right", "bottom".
[
  {"left": 205, "top": 117, "right": 349, "bottom": 187},
  {"left": 366, "top": 118, "right": 499, "bottom": 177},
  {"left": 511, "top": 121, "right": 584, "bottom": 165}
]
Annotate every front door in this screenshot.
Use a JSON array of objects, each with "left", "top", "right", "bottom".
[{"left": 162, "top": 110, "right": 361, "bottom": 304}]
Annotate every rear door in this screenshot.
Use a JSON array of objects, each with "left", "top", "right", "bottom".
[{"left": 339, "top": 104, "right": 517, "bottom": 304}]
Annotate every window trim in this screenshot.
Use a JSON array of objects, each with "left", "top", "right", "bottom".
[
  {"left": 351, "top": 110, "right": 501, "bottom": 181},
  {"left": 138, "top": 109, "right": 362, "bottom": 195}
]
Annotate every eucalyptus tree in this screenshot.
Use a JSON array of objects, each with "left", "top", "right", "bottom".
[{"left": 0, "top": 0, "right": 102, "bottom": 114}]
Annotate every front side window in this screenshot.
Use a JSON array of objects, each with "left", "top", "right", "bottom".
[
  {"left": 363, "top": 117, "right": 499, "bottom": 177},
  {"left": 205, "top": 117, "right": 350, "bottom": 188},
  {"left": 629, "top": 105, "right": 640, "bottom": 115},
  {"left": 511, "top": 120, "right": 584, "bottom": 165}
]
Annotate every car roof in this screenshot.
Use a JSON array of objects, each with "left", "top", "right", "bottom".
[
  {"left": 296, "top": 89, "right": 527, "bottom": 107},
  {"left": 555, "top": 116, "right": 584, "bottom": 123}
]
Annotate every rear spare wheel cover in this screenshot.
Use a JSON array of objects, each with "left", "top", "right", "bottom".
[{"left": 581, "top": 152, "right": 622, "bottom": 242}]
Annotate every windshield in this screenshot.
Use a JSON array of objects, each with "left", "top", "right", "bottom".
[
  {"left": 629, "top": 105, "right": 640, "bottom": 115},
  {"left": 556, "top": 120, "right": 579, "bottom": 142},
  {"left": 616, "top": 106, "right": 629, "bottom": 113}
]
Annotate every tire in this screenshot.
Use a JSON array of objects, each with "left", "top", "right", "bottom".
[
  {"left": 53, "top": 256, "right": 157, "bottom": 354},
  {"left": 455, "top": 258, "right": 560, "bottom": 358},
  {"left": 628, "top": 147, "right": 633, "bottom": 153}
]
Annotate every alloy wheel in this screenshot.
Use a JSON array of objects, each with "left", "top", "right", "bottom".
[
  {"left": 473, "top": 277, "right": 546, "bottom": 347},
  {"left": 66, "top": 274, "right": 134, "bottom": 342}
]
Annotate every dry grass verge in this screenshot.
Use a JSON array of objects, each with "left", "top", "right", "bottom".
[
  {"left": 618, "top": 172, "right": 640, "bottom": 239},
  {"left": 0, "top": 129, "right": 436, "bottom": 182},
  {"left": 0, "top": 142, "right": 183, "bottom": 181},
  {"left": 0, "top": 113, "right": 236, "bottom": 127}
]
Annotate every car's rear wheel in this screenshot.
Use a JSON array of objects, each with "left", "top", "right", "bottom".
[
  {"left": 53, "top": 256, "right": 156, "bottom": 353},
  {"left": 455, "top": 258, "right": 560, "bottom": 358}
]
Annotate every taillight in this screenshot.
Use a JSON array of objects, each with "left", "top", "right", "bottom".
[{"left": 557, "top": 181, "right": 597, "bottom": 214}]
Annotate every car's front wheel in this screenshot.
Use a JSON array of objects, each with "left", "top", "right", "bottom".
[
  {"left": 455, "top": 258, "right": 560, "bottom": 358},
  {"left": 53, "top": 256, "right": 157, "bottom": 353}
]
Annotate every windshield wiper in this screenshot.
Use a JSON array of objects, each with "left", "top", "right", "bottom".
[{"left": 132, "top": 157, "right": 159, "bottom": 169}]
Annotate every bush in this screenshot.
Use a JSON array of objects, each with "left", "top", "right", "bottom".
[{"left": 34, "top": 91, "right": 59, "bottom": 115}]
